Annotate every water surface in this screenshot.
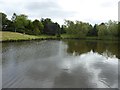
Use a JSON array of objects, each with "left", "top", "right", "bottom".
[{"left": 2, "top": 40, "right": 119, "bottom": 88}]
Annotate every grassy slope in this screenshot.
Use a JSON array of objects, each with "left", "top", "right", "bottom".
[{"left": 0, "top": 31, "right": 56, "bottom": 41}]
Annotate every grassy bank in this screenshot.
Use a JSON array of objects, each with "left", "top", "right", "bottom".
[
  {"left": 0, "top": 31, "right": 119, "bottom": 42},
  {"left": 0, "top": 31, "right": 56, "bottom": 42},
  {"left": 61, "top": 34, "right": 119, "bottom": 41}
]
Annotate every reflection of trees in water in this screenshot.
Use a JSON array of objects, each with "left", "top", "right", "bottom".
[
  {"left": 65, "top": 40, "right": 119, "bottom": 58},
  {"left": 118, "top": 42, "right": 120, "bottom": 59}
]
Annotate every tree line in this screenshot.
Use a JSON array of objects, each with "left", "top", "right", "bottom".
[{"left": 0, "top": 12, "right": 120, "bottom": 38}]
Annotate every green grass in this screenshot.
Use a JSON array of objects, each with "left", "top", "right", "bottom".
[
  {"left": 0, "top": 31, "right": 56, "bottom": 42},
  {"left": 0, "top": 31, "right": 119, "bottom": 42},
  {"left": 86, "top": 36, "right": 119, "bottom": 41},
  {"left": 61, "top": 34, "right": 119, "bottom": 41},
  {"left": 61, "top": 34, "right": 83, "bottom": 39}
]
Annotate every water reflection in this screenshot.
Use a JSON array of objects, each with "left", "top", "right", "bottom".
[
  {"left": 57, "top": 51, "right": 118, "bottom": 88},
  {"left": 65, "top": 40, "right": 119, "bottom": 58},
  {"left": 2, "top": 40, "right": 119, "bottom": 88}
]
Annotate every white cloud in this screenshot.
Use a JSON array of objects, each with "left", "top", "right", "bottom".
[{"left": 0, "top": 0, "right": 119, "bottom": 25}]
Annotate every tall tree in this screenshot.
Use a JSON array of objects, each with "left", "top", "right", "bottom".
[
  {"left": 87, "top": 24, "right": 98, "bottom": 36},
  {"left": 11, "top": 13, "right": 17, "bottom": 32},
  {"left": 118, "top": 22, "right": 120, "bottom": 38},
  {"left": 0, "top": 12, "right": 10, "bottom": 31},
  {"left": 61, "top": 25, "right": 66, "bottom": 34},
  {"left": 14, "top": 14, "right": 29, "bottom": 33},
  {"left": 41, "top": 18, "right": 60, "bottom": 35},
  {"left": 25, "top": 20, "right": 34, "bottom": 35},
  {"left": 107, "top": 20, "right": 118, "bottom": 37},
  {"left": 97, "top": 23, "right": 108, "bottom": 37},
  {"left": 32, "top": 19, "right": 44, "bottom": 35},
  {"left": 0, "top": 13, "right": 2, "bottom": 30},
  {"left": 65, "top": 20, "right": 91, "bottom": 38},
  {"left": 41, "top": 18, "right": 53, "bottom": 34}
]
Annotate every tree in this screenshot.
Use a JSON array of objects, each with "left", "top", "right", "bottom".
[
  {"left": 0, "top": 13, "right": 1, "bottom": 30},
  {"left": 118, "top": 22, "right": 120, "bottom": 38},
  {"left": 0, "top": 12, "right": 119, "bottom": 38},
  {"left": 64, "top": 20, "right": 91, "bottom": 38},
  {"left": 107, "top": 20, "right": 118, "bottom": 37},
  {"left": 32, "top": 19, "right": 44, "bottom": 35},
  {"left": 14, "top": 14, "right": 29, "bottom": 33},
  {"left": 61, "top": 25, "right": 66, "bottom": 34},
  {"left": 45, "top": 22, "right": 60, "bottom": 35},
  {"left": 41, "top": 18, "right": 60, "bottom": 35},
  {"left": 87, "top": 24, "right": 98, "bottom": 36},
  {"left": 0, "top": 12, "right": 10, "bottom": 31},
  {"left": 41, "top": 18, "right": 53, "bottom": 34},
  {"left": 65, "top": 20, "right": 76, "bottom": 34},
  {"left": 97, "top": 23, "right": 108, "bottom": 37},
  {"left": 78, "top": 22, "right": 92, "bottom": 37},
  {"left": 25, "top": 20, "right": 34, "bottom": 35},
  {"left": 11, "top": 13, "right": 17, "bottom": 32}
]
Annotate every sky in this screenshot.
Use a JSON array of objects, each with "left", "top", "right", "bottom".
[{"left": 0, "top": 0, "right": 119, "bottom": 25}]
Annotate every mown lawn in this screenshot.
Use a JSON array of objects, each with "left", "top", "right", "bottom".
[{"left": 0, "top": 31, "right": 56, "bottom": 41}]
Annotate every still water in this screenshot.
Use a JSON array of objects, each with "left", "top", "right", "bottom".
[{"left": 2, "top": 40, "right": 119, "bottom": 88}]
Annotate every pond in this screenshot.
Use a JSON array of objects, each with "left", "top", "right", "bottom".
[{"left": 2, "top": 40, "right": 119, "bottom": 88}]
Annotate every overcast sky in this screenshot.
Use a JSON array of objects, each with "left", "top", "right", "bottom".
[{"left": 0, "top": 0, "right": 119, "bottom": 25}]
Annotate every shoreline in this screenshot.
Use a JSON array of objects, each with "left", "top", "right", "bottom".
[
  {"left": 1, "top": 37, "right": 119, "bottom": 43},
  {"left": 0, "top": 31, "right": 119, "bottom": 43}
]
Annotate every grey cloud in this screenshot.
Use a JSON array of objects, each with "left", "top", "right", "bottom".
[
  {"left": 26, "top": 1, "right": 60, "bottom": 11},
  {"left": 0, "top": 0, "right": 76, "bottom": 22},
  {"left": 25, "top": 1, "right": 76, "bottom": 18},
  {"left": 33, "top": 10, "right": 75, "bottom": 18}
]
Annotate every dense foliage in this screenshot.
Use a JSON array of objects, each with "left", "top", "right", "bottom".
[{"left": 0, "top": 12, "right": 119, "bottom": 39}]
